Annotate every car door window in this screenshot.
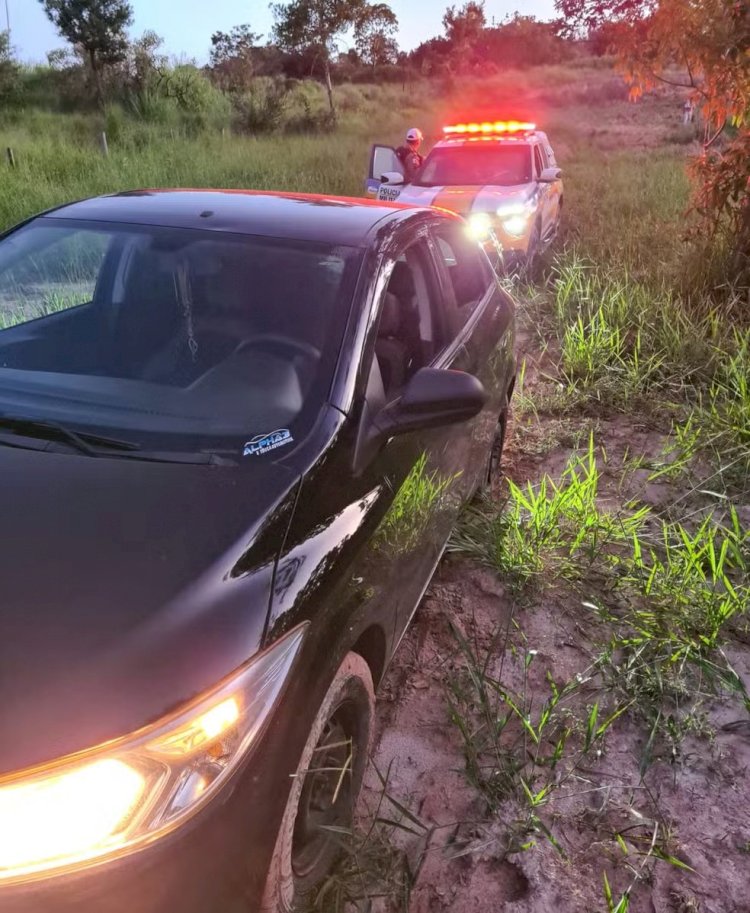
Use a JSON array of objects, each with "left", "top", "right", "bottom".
[
  {"left": 0, "top": 228, "right": 110, "bottom": 330},
  {"left": 431, "top": 226, "right": 494, "bottom": 336},
  {"left": 534, "top": 145, "right": 546, "bottom": 180},
  {"left": 370, "top": 145, "right": 402, "bottom": 181},
  {"left": 374, "top": 240, "right": 446, "bottom": 400}
]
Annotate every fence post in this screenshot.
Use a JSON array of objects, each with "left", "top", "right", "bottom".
[
  {"left": 99, "top": 132, "right": 109, "bottom": 157},
  {"left": 6, "top": 147, "right": 15, "bottom": 168}
]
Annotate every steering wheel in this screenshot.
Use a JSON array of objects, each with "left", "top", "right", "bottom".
[{"left": 234, "top": 334, "right": 322, "bottom": 362}]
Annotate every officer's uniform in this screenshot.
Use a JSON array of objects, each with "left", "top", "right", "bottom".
[{"left": 396, "top": 145, "right": 424, "bottom": 183}]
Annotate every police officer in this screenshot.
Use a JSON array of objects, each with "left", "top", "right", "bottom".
[{"left": 396, "top": 128, "right": 425, "bottom": 182}]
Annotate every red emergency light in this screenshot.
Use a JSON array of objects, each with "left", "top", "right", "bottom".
[{"left": 442, "top": 120, "right": 537, "bottom": 136}]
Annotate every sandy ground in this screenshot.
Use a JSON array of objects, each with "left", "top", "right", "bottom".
[{"left": 355, "top": 325, "right": 750, "bottom": 913}]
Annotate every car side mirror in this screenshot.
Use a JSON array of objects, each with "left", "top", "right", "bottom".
[
  {"left": 539, "top": 167, "right": 562, "bottom": 183},
  {"left": 369, "top": 365, "right": 485, "bottom": 447},
  {"left": 380, "top": 171, "right": 405, "bottom": 186},
  {"left": 354, "top": 368, "right": 487, "bottom": 473}
]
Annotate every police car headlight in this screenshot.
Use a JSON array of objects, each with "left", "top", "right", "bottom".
[
  {"left": 0, "top": 626, "right": 306, "bottom": 885},
  {"left": 467, "top": 212, "right": 493, "bottom": 240},
  {"left": 501, "top": 215, "right": 531, "bottom": 237},
  {"left": 496, "top": 202, "right": 534, "bottom": 238}
]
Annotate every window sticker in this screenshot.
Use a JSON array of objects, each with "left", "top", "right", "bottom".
[{"left": 243, "top": 429, "right": 293, "bottom": 457}]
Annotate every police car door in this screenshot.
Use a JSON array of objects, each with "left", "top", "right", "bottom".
[
  {"left": 533, "top": 144, "right": 554, "bottom": 240},
  {"left": 367, "top": 145, "right": 403, "bottom": 199}
]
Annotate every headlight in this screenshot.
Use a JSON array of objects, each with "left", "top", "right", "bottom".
[
  {"left": 496, "top": 201, "right": 534, "bottom": 237},
  {"left": 467, "top": 211, "right": 493, "bottom": 240},
  {"left": 0, "top": 625, "right": 306, "bottom": 885}
]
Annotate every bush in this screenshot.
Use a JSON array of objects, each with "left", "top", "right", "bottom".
[
  {"left": 232, "top": 77, "right": 292, "bottom": 133},
  {"left": 285, "top": 106, "right": 337, "bottom": 134},
  {"left": 161, "top": 66, "right": 232, "bottom": 132},
  {"left": 104, "top": 103, "right": 127, "bottom": 142},
  {"left": 19, "top": 60, "right": 91, "bottom": 112},
  {"left": 126, "top": 84, "right": 182, "bottom": 126}
]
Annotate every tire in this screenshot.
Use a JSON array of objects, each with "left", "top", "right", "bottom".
[
  {"left": 261, "top": 653, "right": 375, "bottom": 912},
  {"left": 475, "top": 409, "right": 508, "bottom": 498}
]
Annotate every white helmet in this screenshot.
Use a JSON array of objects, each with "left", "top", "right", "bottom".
[{"left": 406, "top": 127, "right": 423, "bottom": 143}]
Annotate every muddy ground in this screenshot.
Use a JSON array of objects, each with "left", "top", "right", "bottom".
[{"left": 358, "top": 322, "right": 750, "bottom": 913}]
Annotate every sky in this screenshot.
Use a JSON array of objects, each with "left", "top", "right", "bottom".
[{"left": 8, "top": 0, "right": 558, "bottom": 65}]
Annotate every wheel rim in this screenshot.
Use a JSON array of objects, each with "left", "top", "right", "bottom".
[{"left": 291, "top": 701, "right": 357, "bottom": 880}]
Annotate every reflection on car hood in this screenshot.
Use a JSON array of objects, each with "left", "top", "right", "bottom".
[
  {"left": 0, "top": 446, "right": 298, "bottom": 775},
  {"left": 395, "top": 182, "right": 537, "bottom": 216}
]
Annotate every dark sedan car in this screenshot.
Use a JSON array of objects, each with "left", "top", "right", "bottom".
[{"left": 0, "top": 189, "right": 515, "bottom": 912}]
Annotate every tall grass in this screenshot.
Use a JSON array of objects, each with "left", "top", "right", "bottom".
[
  {"left": 525, "top": 256, "right": 750, "bottom": 489},
  {"left": 450, "top": 437, "right": 649, "bottom": 593},
  {"left": 0, "top": 76, "right": 441, "bottom": 229}
]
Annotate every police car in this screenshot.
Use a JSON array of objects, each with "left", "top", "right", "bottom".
[{"left": 366, "top": 121, "right": 563, "bottom": 271}]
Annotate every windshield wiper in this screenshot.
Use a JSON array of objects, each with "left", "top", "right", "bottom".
[{"left": 0, "top": 414, "right": 140, "bottom": 457}]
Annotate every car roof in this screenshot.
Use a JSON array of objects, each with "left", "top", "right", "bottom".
[{"left": 42, "top": 189, "right": 426, "bottom": 247}]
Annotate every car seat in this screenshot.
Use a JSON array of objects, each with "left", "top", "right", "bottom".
[
  {"left": 115, "top": 248, "right": 240, "bottom": 386},
  {"left": 112, "top": 248, "right": 184, "bottom": 382},
  {"left": 375, "top": 291, "right": 410, "bottom": 396}
]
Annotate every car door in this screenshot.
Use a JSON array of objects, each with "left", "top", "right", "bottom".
[
  {"left": 263, "top": 226, "right": 478, "bottom": 675},
  {"left": 535, "top": 142, "right": 562, "bottom": 238},
  {"left": 366, "top": 144, "right": 403, "bottom": 198},
  {"left": 366, "top": 224, "right": 513, "bottom": 644},
  {"left": 365, "top": 233, "right": 479, "bottom": 643},
  {"left": 533, "top": 144, "right": 554, "bottom": 239},
  {"left": 428, "top": 221, "right": 516, "bottom": 484}
]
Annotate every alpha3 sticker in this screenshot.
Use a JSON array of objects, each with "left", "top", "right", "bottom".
[{"left": 243, "top": 429, "right": 293, "bottom": 457}]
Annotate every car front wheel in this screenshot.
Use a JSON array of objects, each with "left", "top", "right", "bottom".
[
  {"left": 261, "top": 652, "right": 375, "bottom": 912},
  {"left": 473, "top": 408, "right": 508, "bottom": 500}
]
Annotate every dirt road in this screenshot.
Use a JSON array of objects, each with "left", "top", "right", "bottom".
[{"left": 359, "top": 321, "right": 750, "bottom": 913}]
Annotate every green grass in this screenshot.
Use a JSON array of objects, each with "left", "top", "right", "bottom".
[
  {"left": 452, "top": 436, "right": 749, "bottom": 763},
  {"left": 450, "top": 437, "right": 650, "bottom": 594},
  {"left": 0, "top": 130, "right": 375, "bottom": 227}
]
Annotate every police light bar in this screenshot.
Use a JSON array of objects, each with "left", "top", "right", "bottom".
[{"left": 443, "top": 121, "right": 537, "bottom": 135}]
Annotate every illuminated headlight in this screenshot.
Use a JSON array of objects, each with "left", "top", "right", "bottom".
[
  {"left": 497, "top": 201, "right": 534, "bottom": 237},
  {"left": 0, "top": 626, "right": 306, "bottom": 884},
  {"left": 467, "top": 211, "right": 493, "bottom": 240}
]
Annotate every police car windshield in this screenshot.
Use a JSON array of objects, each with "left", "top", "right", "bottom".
[
  {"left": 415, "top": 144, "right": 533, "bottom": 187},
  {"left": 0, "top": 219, "right": 361, "bottom": 462}
]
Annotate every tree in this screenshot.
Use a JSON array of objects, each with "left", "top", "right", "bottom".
[
  {"left": 479, "top": 14, "right": 570, "bottom": 69},
  {"left": 354, "top": 2, "right": 398, "bottom": 68},
  {"left": 39, "top": 0, "right": 133, "bottom": 108},
  {"left": 127, "top": 30, "right": 166, "bottom": 94},
  {"left": 273, "top": 0, "right": 397, "bottom": 113},
  {"left": 0, "top": 31, "right": 20, "bottom": 104},
  {"left": 557, "top": 0, "right": 750, "bottom": 274},
  {"left": 442, "top": 1, "right": 486, "bottom": 47},
  {"left": 210, "top": 24, "right": 261, "bottom": 92}
]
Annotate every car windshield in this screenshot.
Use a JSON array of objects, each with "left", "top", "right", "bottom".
[
  {"left": 0, "top": 219, "right": 362, "bottom": 460},
  {"left": 415, "top": 144, "right": 533, "bottom": 187}
]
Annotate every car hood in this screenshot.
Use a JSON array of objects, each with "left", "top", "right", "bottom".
[
  {"left": 0, "top": 446, "right": 298, "bottom": 775},
  {"left": 393, "top": 182, "right": 537, "bottom": 216}
]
